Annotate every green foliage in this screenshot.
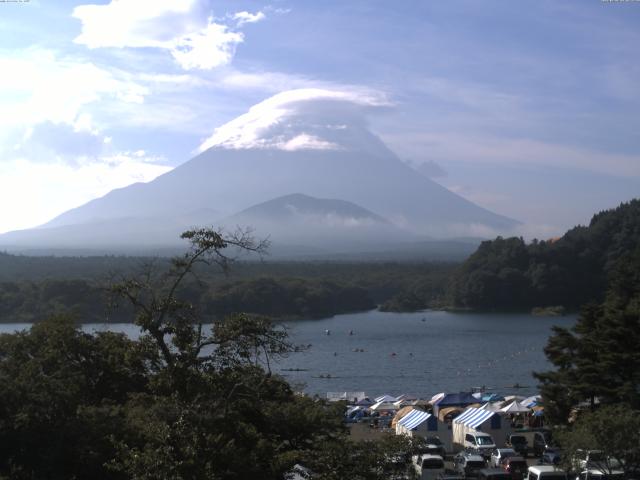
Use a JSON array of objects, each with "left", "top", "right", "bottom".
[
  {"left": 555, "top": 405, "right": 640, "bottom": 477},
  {"left": 0, "top": 315, "right": 153, "bottom": 479},
  {"left": 0, "top": 258, "right": 456, "bottom": 322},
  {"left": 535, "top": 246, "right": 640, "bottom": 424},
  {"left": 204, "top": 277, "right": 374, "bottom": 318},
  {"left": 447, "top": 199, "right": 640, "bottom": 309},
  {"left": 296, "top": 434, "right": 424, "bottom": 480}
]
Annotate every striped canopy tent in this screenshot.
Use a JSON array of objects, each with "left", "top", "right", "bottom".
[
  {"left": 397, "top": 409, "right": 432, "bottom": 430},
  {"left": 391, "top": 406, "right": 415, "bottom": 428},
  {"left": 453, "top": 407, "right": 496, "bottom": 429}
]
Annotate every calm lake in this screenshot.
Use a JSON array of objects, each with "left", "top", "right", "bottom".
[{"left": 0, "top": 310, "right": 574, "bottom": 398}]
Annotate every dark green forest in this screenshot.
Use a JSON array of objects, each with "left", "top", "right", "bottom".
[
  {"left": 0, "top": 254, "right": 453, "bottom": 323},
  {"left": 446, "top": 199, "right": 640, "bottom": 310}
]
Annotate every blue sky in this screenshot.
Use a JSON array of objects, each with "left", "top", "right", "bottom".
[{"left": 1, "top": 0, "right": 639, "bottom": 236}]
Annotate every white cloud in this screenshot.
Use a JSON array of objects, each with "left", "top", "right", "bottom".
[
  {"left": 232, "top": 11, "right": 266, "bottom": 26},
  {"left": 72, "top": 0, "right": 203, "bottom": 49},
  {"left": 73, "top": 0, "right": 250, "bottom": 70},
  {"left": 0, "top": 153, "right": 172, "bottom": 234},
  {"left": 198, "top": 88, "right": 390, "bottom": 152},
  {"left": 219, "top": 70, "right": 320, "bottom": 92},
  {"left": 170, "top": 20, "right": 243, "bottom": 70},
  {"left": 280, "top": 134, "right": 338, "bottom": 151},
  {"left": 0, "top": 49, "right": 148, "bottom": 131}
]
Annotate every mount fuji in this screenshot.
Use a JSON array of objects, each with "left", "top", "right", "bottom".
[{"left": 0, "top": 89, "right": 518, "bottom": 256}]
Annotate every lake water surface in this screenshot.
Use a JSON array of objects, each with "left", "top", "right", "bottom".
[{"left": 0, "top": 310, "right": 574, "bottom": 398}]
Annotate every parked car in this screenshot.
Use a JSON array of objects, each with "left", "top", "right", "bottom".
[
  {"left": 501, "top": 456, "right": 528, "bottom": 480},
  {"left": 464, "top": 432, "right": 497, "bottom": 460},
  {"left": 570, "top": 450, "right": 622, "bottom": 473},
  {"left": 540, "top": 448, "right": 562, "bottom": 466},
  {"left": 412, "top": 454, "right": 445, "bottom": 480},
  {"left": 514, "top": 430, "right": 552, "bottom": 457},
  {"left": 437, "top": 474, "right": 465, "bottom": 480},
  {"left": 506, "top": 434, "right": 529, "bottom": 457},
  {"left": 491, "top": 449, "right": 517, "bottom": 468},
  {"left": 420, "top": 436, "right": 447, "bottom": 458},
  {"left": 575, "top": 470, "right": 624, "bottom": 480},
  {"left": 453, "top": 452, "right": 487, "bottom": 478},
  {"left": 479, "top": 468, "right": 513, "bottom": 480},
  {"left": 525, "top": 465, "right": 568, "bottom": 480}
]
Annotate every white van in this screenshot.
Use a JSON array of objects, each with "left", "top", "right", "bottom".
[
  {"left": 412, "top": 454, "right": 445, "bottom": 480},
  {"left": 526, "top": 465, "right": 568, "bottom": 480},
  {"left": 464, "top": 432, "right": 496, "bottom": 459}
]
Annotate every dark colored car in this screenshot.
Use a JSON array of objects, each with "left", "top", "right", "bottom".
[
  {"left": 478, "top": 468, "right": 512, "bottom": 480},
  {"left": 501, "top": 456, "right": 528, "bottom": 480},
  {"left": 437, "top": 474, "right": 465, "bottom": 480},
  {"left": 541, "top": 447, "right": 562, "bottom": 466},
  {"left": 507, "top": 435, "right": 529, "bottom": 457}
]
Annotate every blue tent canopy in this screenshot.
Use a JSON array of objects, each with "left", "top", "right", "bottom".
[
  {"left": 480, "top": 393, "right": 505, "bottom": 402},
  {"left": 435, "top": 392, "right": 478, "bottom": 407}
]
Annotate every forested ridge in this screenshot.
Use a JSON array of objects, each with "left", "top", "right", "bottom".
[
  {"left": 0, "top": 256, "right": 454, "bottom": 322},
  {"left": 446, "top": 199, "right": 640, "bottom": 310}
]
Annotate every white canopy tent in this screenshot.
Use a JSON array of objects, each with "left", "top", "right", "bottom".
[
  {"left": 375, "top": 394, "right": 399, "bottom": 403},
  {"left": 500, "top": 401, "right": 531, "bottom": 413},
  {"left": 370, "top": 401, "right": 399, "bottom": 412}
]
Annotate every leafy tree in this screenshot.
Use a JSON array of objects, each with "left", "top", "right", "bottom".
[
  {"left": 535, "top": 246, "right": 640, "bottom": 424},
  {"left": 295, "top": 434, "right": 426, "bottom": 480},
  {"left": 446, "top": 199, "right": 640, "bottom": 310},
  {"left": 555, "top": 405, "right": 640, "bottom": 478},
  {"left": 0, "top": 228, "right": 360, "bottom": 479},
  {"left": 0, "top": 315, "right": 153, "bottom": 479}
]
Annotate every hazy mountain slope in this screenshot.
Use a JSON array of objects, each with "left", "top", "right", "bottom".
[
  {"left": 219, "top": 193, "right": 413, "bottom": 250},
  {"left": 229, "top": 193, "right": 389, "bottom": 223},
  {"left": 42, "top": 146, "right": 517, "bottom": 234}
]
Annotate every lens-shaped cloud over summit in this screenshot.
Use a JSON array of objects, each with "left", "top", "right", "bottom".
[{"left": 198, "top": 88, "right": 391, "bottom": 153}]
